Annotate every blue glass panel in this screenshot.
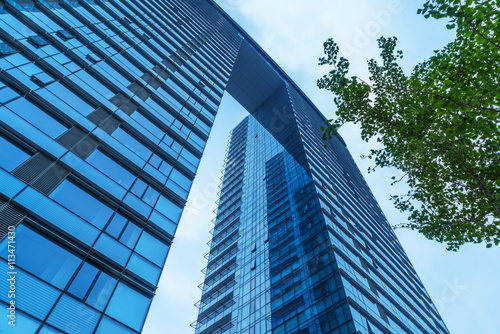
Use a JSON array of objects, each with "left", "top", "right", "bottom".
[
  {"left": 45, "top": 82, "right": 94, "bottom": 116},
  {"left": 0, "top": 134, "right": 30, "bottom": 172},
  {"left": 0, "top": 262, "right": 60, "bottom": 320},
  {"left": 0, "top": 167, "right": 26, "bottom": 198},
  {"left": 94, "top": 234, "right": 132, "bottom": 266},
  {"left": 5, "top": 98, "right": 67, "bottom": 138},
  {"left": 142, "top": 187, "right": 159, "bottom": 206},
  {"left": 149, "top": 211, "right": 177, "bottom": 236},
  {"left": 106, "top": 283, "right": 151, "bottom": 331},
  {"left": 143, "top": 163, "right": 168, "bottom": 184},
  {"left": 134, "top": 232, "right": 169, "bottom": 267},
  {"left": 48, "top": 294, "right": 100, "bottom": 334},
  {"left": 180, "top": 148, "right": 199, "bottom": 166},
  {"left": 0, "top": 87, "right": 19, "bottom": 103},
  {"left": 92, "top": 128, "right": 146, "bottom": 168},
  {"left": 126, "top": 253, "right": 161, "bottom": 285},
  {"left": 1, "top": 106, "right": 68, "bottom": 159},
  {"left": 50, "top": 180, "right": 113, "bottom": 229},
  {"left": 166, "top": 179, "right": 189, "bottom": 200},
  {"left": 158, "top": 160, "right": 173, "bottom": 176},
  {"left": 86, "top": 149, "right": 135, "bottom": 188},
  {"left": 0, "top": 225, "right": 80, "bottom": 289},
  {"left": 148, "top": 154, "right": 162, "bottom": 168},
  {"left": 86, "top": 272, "right": 116, "bottom": 311},
  {"left": 96, "top": 316, "right": 136, "bottom": 334},
  {"left": 15, "top": 187, "right": 100, "bottom": 246},
  {"left": 155, "top": 195, "right": 182, "bottom": 223},
  {"left": 112, "top": 128, "right": 152, "bottom": 160},
  {"left": 131, "top": 112, "right": 163, "bottom": 139},
  {"left": 60, "top": 152, "right": 127, "bottom": 201},
  {"left": 119, "top": 222, "right": 141, "bottom": 248},
  {"left": 131, "top": 178, "right": 147, "bottom": 197},
  {"left": 34, "top": 89, "right": 95, "bottom": 133},
  {"left": 73, "top": 70, "right": 115, "bottom": 99},
  {"left": 0, "top": 304, "right": 40, "bottom": 334},
  {"left": 123, "top": 193, "right": 152, "bottom": 217},
  {"left": 106, "top": 213, "right": 127, "bottom": 238},
  {"left": 68, "top": 262, "right": 99, "bottom": 299},
  {"left": 169, "top": 169, "right": 192, "bottom": 191}
]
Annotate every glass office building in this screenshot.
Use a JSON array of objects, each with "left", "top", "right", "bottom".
[
  {"left": 0, "top": 0, "right": 448, "bottom": 333},
  {"left": 194, "top": 84, "right": 451, "bottom": 334}
]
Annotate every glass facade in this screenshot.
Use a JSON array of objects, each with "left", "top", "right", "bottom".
[
  {"left": 195, "top": 84, "right": 450, "bottom": 333},
  {"left": 0, "top": 0, "right": 448, "bottom": 333},
  {"left": 0, "top": 0, "right": 240, "bottom": 332}
]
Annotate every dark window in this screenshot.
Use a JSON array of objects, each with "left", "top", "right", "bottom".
[{"left": 27, "top": 35, "right": 51, "bottom": 48}]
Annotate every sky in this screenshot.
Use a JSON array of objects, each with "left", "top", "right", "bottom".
[{"left": 143, "top": 1, "right": 500, "bottom": 333}]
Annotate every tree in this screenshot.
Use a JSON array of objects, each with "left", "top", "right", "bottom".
[{"left": 317, "top": 0, "right": 500, "bottom": 250}]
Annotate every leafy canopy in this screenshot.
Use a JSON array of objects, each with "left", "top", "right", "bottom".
[{"left": 317, "top": 0, "right": 500, "bottom": 250}]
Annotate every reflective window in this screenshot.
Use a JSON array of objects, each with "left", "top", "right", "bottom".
[
  {"left": 112, "top": 127, "right": 152, "bottom": 160},
  {"left": 131, "top": 112, "right": 163, "bottom": 139},
  {"left": 50, "top": 180, "right": 114, "bottom": 229},
  {"left": 155, "top": 195, "right": 182, "bottom": 223},
  {"left": 48, "top": 294, "right": 100, "bottom": 334},
  {"left": 45, "top": 82, "right": 94, "bottom": 116},
  {"left": 6, "top": 98, "right": 67, "bottom": 138},
  {"left": 135, "top": 232, "right": 169, "bottom": 266},
  {"left": 86, "top": 272, "right": 117, "bottom": 311},
  {"left": 126, "top": 253, "right": 161, "bottom": 285},
  {"left": 106, "top": 283, "right": 150, "bottom": 331},
  {"left": 105, "top": 213, "right": 127, "bottom": 238},
  {"left": 0, "top": 307, "right": 40, "bottom": 333},
  {"left": 68, "top": 262, "right": 99, "bottom": 299},
  {"left": 119, "top": 221, "right": 141, "bottom": 248},
  {"left": 104, "top": 213, "right": 141, "bottom": 249},
  {"left": 0, "top": 134, "right": 30, "bottom": 172},
  {"left": 86, "top": 149, "right": 135, "bottom": 188},
  {"left": 130, "top": 178, "right": 160, "bottom": 206},
  {"left": 0, "top": 224, "right": 80, "bottom": 289},
  {"left": 169, "top": 169, "right": 192, "bottom": 191}
]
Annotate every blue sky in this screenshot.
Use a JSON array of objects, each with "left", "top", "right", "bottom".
[{"left": 143, "top": 1, "right": 500, "bottom": 333}]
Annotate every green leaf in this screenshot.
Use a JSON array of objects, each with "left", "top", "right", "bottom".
[{"left": 318, "top": 1, "right": 500, "bottom": 250}]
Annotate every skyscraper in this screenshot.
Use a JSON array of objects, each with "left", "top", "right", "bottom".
[
  {"left": 0, "top": 0, "right": 447, "bottom": 334},
  {"left": 194, "top": 86, "right": 450, "bottom": 334}
]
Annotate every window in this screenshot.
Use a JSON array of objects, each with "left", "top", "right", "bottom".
[
  {"left": 104, "top": 213, "right": 141, "bottom": 248},
  {"left": 0, "top": 43, "right": 18, "bottom": 57},
  {"left": 68, "top": 263, "right": 99, "bottom": 299},
  {"left": 130, "top": 178, "right": 160, "bottom": 206},
  {"left": 131, "top": 112, "right": 163, "bottom": 139},
  {"left": 28, "top": 35, "right": 51, "bottom": 48},
  {"left": 48, "top": 294, "right": 101, "bottom": 333},
  {"left": 86, "top": 149, "right": 135, "bottom": 188},
  {"left": 112, "top": 127, "right": 152, "bottom": 160},
  {"left": 45, "top": 82, "right": 94, "bottom": 116},
  {"left": 0, "top": 224, "right": 81, "bottom": 289},
  {"left": 155, "top": 195, "right": 182, "bottom": 223},
  {"left": 50, "top": 180, "right": 114, "bottom": 229},
  {"left": 134, "top": 232, "right": 169, "bottom": 266},
  {"left": 6, "top": 98, "right": 67, "bottom": 138},
  {"left": 169, "top": 169, "right": 192, "bottom": 191},
  {"left": 0, "top": 134, "right": 30, "bottom": 172},
  {"left": 86, "top": 272, "right": 117, "bottom": 311},
  {"left": 105, "top": 283, "right": 150, "bottom": 331}
]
